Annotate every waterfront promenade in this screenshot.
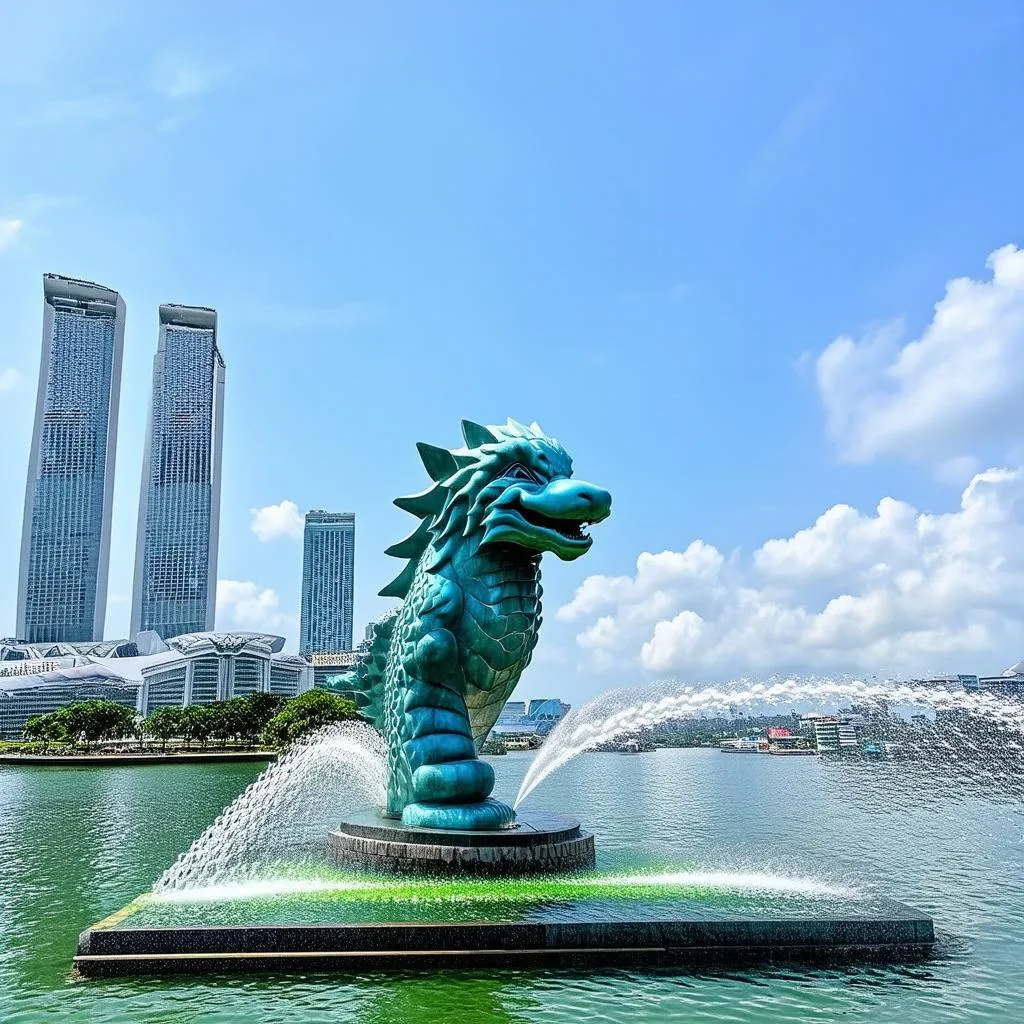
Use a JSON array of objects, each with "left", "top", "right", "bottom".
[{"left": 0, "top": 749, "right": 276, "bottom": 767}]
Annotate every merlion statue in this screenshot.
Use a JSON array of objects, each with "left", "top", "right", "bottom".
[{"left": 327, "top": 419, "right": 610, "bottom": 830}]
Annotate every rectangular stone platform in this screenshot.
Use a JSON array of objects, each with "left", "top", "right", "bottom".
[{"left": 75, "top": 903, "right": 934, "bottom": 976}]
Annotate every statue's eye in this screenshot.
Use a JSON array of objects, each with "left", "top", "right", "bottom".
[{"left": 504, "top": 463, "right": 540, "bottom": 483}]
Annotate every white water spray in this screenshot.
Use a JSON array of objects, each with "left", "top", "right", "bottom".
[
  {"left": 514, "top": 676, "right": 1024, "bottom": 809},
  {"left": 155, "top": 721, "right": 387, "bottom": 892}
]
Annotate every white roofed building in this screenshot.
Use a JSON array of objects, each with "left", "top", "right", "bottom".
[{"left": 0, "top": 631, "right": 312, "bottom": 739}]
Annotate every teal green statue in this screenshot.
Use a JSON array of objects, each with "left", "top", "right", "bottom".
[{"left": 326, "top": 419, "right": 611, "bottom": 830}]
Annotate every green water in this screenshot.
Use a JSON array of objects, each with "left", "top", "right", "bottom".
[
  {"left": 2, "top": 749, "right": 1022, "bottom": 1022},
  {"left": 127, "top": 868, "right": 879, "bottom": 928}
]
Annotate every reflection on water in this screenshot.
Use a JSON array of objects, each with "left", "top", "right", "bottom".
[{"left": 1, "top": 748, "right": 1023, "bottom": 1022}]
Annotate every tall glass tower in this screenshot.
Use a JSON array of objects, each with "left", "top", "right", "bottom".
[
  {"left": 300, "top": 511, "right": 355, "bottom": 655},
  {"left": 17, "top": 275, "right": 125, "bottom": 644},
  {"left": 131, "top": 304, "right": 225, "bottom": 640}
]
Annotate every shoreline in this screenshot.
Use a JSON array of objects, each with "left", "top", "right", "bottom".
[{"left": 0, "top": 750, "right": 278, "bottom": 767}]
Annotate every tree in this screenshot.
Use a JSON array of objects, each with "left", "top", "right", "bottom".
[
  {"left": 261, "top": 689, "right": 361, "bottom": 747},
  {"left": 23, "top": 713, "right": 66, "bottom": 751},
  {"left": 180, "top": 704, "right": 216, "bottom": 749},
  {"left": 22, "top": 715, "right": 47, "bottom": 746},
  {"left": 239, "top": 692, "right": 287, "bottom": 741},
  {"left": 201, "top": 693, "right": 287, "bottom": 746},
  {"left": 53, "top": 700, "right": 138, "bottom": 749},
  {"left": 208, "top": 698, "right": 247, "bottom": 747},
  {"left": 145, "top": 707, "right": 183, "bottom": 751}
]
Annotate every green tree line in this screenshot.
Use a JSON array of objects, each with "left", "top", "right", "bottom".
[{"left": 21, "top": 689, "right": 361, "bottom": 753}]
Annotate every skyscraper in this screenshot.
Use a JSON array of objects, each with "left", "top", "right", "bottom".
[
  {"left": 300, "top": 511, "right": 355, "bottom": 655},
  {"left": 131, "top": 304, "right": 225, "bottom": 640},
  {"left": 17, "top": 275, "right": 125, "bottom": 644}
]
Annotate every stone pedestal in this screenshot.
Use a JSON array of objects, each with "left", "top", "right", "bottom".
[
  {"left": 75, "top": 901, "right": 937, "bottom": 976},
  {"left": 327, "top": 810, "right": 595, "bottom": 876}
]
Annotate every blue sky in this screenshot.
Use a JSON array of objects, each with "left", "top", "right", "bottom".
[{"left": 2, "top": 1, "right": 1024, "bottom": 704}]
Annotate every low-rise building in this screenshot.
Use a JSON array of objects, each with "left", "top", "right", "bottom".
[
  {"left": 958, "top": 663, "right": 1024, "bottom": 698},
  {"left": 308, "top": 650, "right": 362, "bottom": 691},
  {"left": 487, "top": 696, "right": 571, "bottom": 745},
  {"left": 498, "top": 702, "right": 527, "bottom": 721},
  {"left": 0, "top": 632, "right": 312, "bottom": 739},
  {"left": 800, "top": 712, "right": 863, "bottom": 752},
  {"left": 490, "top": 721, "right": 544, "bottom": 750},
  {"left": 526, "top": 698, "right": 571, "bottom": 723}
]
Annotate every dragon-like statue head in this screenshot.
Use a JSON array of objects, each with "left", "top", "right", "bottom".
[{"left": 381, "top": 418, "right": 611, "bottom": 598}]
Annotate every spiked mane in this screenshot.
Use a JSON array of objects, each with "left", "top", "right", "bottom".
[{"left": 380, "top": 418, "right": 569, "bottom": 599}]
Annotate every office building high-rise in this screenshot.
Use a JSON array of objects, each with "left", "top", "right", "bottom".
[
  {"left": 17, "top": 275, "right": 125, "bottom": 644},
  {"left": 300, "top": 511, "right": 355, "bottom": 655},
  {"left": 131, "top": 304, "right": 225, "bottom": 640}
]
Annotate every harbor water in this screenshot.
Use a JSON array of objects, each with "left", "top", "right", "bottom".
[{"left": 1, "top": 747, "right": 1022, "bottom": 1023}]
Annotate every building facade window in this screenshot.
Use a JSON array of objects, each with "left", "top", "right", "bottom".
[
  {"left": 231, "top": 655, "right": 264, "bottom": 696},
  {"left": 189, "top": 656, "right": 220, "bottom": 705},
  {"left": 269, "top": 664, "right": 301, "bottom": 697},
  {"left": 143, "top": 667, "right": 187, "bottom": 714}
]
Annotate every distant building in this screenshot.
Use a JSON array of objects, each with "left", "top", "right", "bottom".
[
  {"left": 959, "top": 664, "right": 1024, "bottom": 698},
  {"left": 0, "top": 632, "right": 312, "bottom": 739},
  {"left": 490, "top": 697, "right": 570, "bottom": 742},
  {"left": 801, "top": 712, "right": 864, "bottom": 752},
  {"left": 526, "top": 698, "right": 571, "bottom": 722},
  {"left": 719, "top": 736, "right": 766, "bottom": 753},
  {"left": 17, "top": 275, "right": 125, "bottom": 644},
  {"left": 131, "top": 304, "right": 225, "bottom": 640},
  {"left": 299, "top": 511, "right": 355, "bottom": 656},
  {"left": 308, "top": 650, "right": 361, "bottom": 691}
]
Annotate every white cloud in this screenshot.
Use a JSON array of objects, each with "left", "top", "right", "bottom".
[
  {"left": 250, "top": 500, "right": 304, "bottom": 541},
  {"left": 578, "top": 615, "right": 621, "bottom": 651},
  {"left": 0, "top": 219, "right": 23, "bottom": 250},
  {"left": 753, "top": 498, "right": 920, "bottom": 582},
  {"left": 0, "top": 368, "right": 21, "bottom": 392},
  {"left": 559, "top": 468, "right": 1024, "bottom": 679},
  {"left": 816, "top": 244, "right": 1024, "bottom": 464},
  {"left": 642, "top": 610, "right": 707, "bottom": 672},
  {"left": 216, "top": 580, "right": 296, "bottom": 637},
  {"left": 558, "top": 541, "right": 724, "bottom": 622}
]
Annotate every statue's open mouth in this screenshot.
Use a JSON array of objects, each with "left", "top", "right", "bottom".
[{"left": 517, "top": 505, "right": 593, "bottom": 544}]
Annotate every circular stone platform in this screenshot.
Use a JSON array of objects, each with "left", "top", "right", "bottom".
[{"left": 328, "top": 810, "right": 595, "bottom": 876}]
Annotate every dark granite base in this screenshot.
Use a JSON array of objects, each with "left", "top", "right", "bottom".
[
  {"left": 327, "top": 810, "right": 596, "bottom": 876},
  {"left": 74, "top": 907, "right": 936, "bottom": 976}
]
